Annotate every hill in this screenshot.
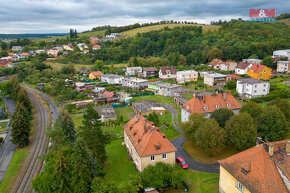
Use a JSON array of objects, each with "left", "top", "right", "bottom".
[
  {"left": 37, "top": 30, "right": 106, "bottom": 41},
  {"left": 0, "top": 33, "right": 68, "bottom": 40},
  {"left": 120, "top": 23, "right": 220, "bottom": 38},
  {"left": 277, "top": 18, "right": 290, "bottom": 26}
]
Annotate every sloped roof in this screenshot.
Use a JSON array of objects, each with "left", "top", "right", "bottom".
[
  {"left": 123, "top": 116, "right": 177, "bottom": 157},
  {"left": 160, "top": 67, "right": 177, "bottom": 75},
  {"left": 236, "top": 62, "right": 252, "bottom": 70},
  {"left": 103, "top": 91, "right": 114, "bottom": 97},
  {"left": 90, "top": 71, "right": 103, "bottom": 76},
  {"left": 183, "top": 93, "right": 242, "bottom": 114},
  {"left": 250, "top": 64, "right": 266, "bottom": 73},
  {"left": 209, "top": 59, "right": 223, "bottom": 66},
  {"left": 218, "top": 140, "right": 290, "bottom": 193},
  {"left": 143, "top": 67, "right": 157, "bottom": 72}
]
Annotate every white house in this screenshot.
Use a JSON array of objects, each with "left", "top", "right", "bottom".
[
  {"left": 159, "top": 67, "right": 177, "bottom": 79},
  {"left": 236, "top": 78, "right": 270, "bottom": 99},
  {"left": 235, "top": 62, "right": 253, "bottom": 75},
  {"left": 242, "top": 59, "right": 262, "bottom": 64},
  {"left": 121, "top": 77, "right": 149, "bottom": 90},
  {"left": 273, "top": 49, "right": 290, "bottom": 58},
  {"left": 204, "top": 72, "right": 230, "bottom": 86},
  {"left": 92, "top": 87, "right": 106, "bottom": 93},
  {"left": 176, "top": 70, "right": 198, "bottom": 83},
  {"left": 11, "top": 46, "right": 23, "bottom": 52},
  {"left": 220, "top": 62, "right": 237, "bottom": 71},
  {"left": 125, "top": 67, "right": 142, "bottom": 76},
  {"left": 100, "top": 74, "right": 124, "bottom": 84},
  {"left": 277, "top": 61, "right": 290, "bottom": 73}
]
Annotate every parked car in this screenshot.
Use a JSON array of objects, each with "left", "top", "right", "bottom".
[{"left": 176, "top": 157, "right": 188, "bottom": 169}]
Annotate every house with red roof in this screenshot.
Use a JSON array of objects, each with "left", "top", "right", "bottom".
[
  {"left": 89, "top": 71, "right": 103, "bottom": 79},
  {"left": 0, "top": 58, "right": 12, "bottom": 67},
  {"left": 218, "top": 139, "right": 290, "bottom": 193},
  {"left": 235, "top": 62, "right": 253, "bottom": 75},
  {"left": 181, "top": 93, "right": 242, "bottom": 122},
  {"left": 247, "top": 64, "right": 272, "bottom": 80},
  {"left": 209, "top": 59, "right": 223, "bottom": 69},
  {"left": 103, "top": 91, "right": 114, "bottom": 98},
  {"left": 123, "top": 115, "right": 177, "bottom": 171},
  {"left": 92, "top": 44, "right": 101, "bottom": 50}
]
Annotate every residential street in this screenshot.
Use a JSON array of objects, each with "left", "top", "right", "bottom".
[
  {"left": 162, "top": 103, "right": 219, "bottom": 173},
  {"left": 0, "top": 97, "right": 16, "bottom": 183}
]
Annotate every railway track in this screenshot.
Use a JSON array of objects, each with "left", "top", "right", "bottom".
[{"left": 10, "top": 89, "right": 49, "bottom": 193}]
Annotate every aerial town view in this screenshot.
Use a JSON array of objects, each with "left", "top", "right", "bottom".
[{"left": 0, "top": 1, "right": 289, "bottom": 193}]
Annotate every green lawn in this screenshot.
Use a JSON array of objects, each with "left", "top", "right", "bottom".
[
  {"left": 165, "top": 169, "right": 219, "bottom": 193},
  {"left": 71, "top": 115, "right": 84, "bottom": 128},
  {"left": 104, "top": 139, "right": 137, "bottom": 182},
  {"left": 158, "top": 112, "right": 180, "bottom": 140},
  {"left": 115, "top": 106, "right": 134, "bottom": 122},
  {"left": 183, "top": 141, "right": 238, "bottom": 164},
  {"left": 0, "top": 147, "right": 29, "bottom": 192}
]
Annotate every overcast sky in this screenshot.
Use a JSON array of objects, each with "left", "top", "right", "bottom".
[{"left": 0, "top": 0, "right": 289, "bottom": 34}]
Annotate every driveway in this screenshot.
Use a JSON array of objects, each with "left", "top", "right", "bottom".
[{"left": 162, "top": 102, "right": 219, "bottom": 173}]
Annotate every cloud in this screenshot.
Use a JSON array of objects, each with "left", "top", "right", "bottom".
[{"left": 0, "top": 0, "right": 288, "bottom": 33}]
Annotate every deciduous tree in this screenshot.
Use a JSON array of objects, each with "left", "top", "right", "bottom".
[{"left": 210, "top": 108, "right": 234, "bottom": 128}]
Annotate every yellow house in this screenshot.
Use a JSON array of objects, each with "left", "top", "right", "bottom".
[
  {"left": 123, "top": 115, "right": 177, "bottom": 172},
  {"left": 218, "top": 140, "right": 290, "bottom": 193},
  {"left": 247, "top": 64, "right": 272, "bottom": 80},
  {"left": 89, "top": 71, "right": 103, "bottom": 79}
]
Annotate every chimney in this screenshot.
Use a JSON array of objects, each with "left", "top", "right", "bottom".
[
  {"left": 256, "top": 137, "right": 262, "bottom": 146},
  {"left": 269, "top": 144, "right": 274, "bottom": 157}
]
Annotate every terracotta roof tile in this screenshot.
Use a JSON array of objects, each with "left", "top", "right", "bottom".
[
  {"left": 160, "top": 67, "right": 177, "bottom": 75},
  {"left": 90, "top": 71, "right": 103, "bottom": 76},
  {"left": 209, "top": 59, "right": 223, "bottom": 66},
  {"left": 236, "top": 62, "right": 252, "bottom": 70},
  {"left": 183, "top": 93, "right": 242, "bottom": 114},
  {"left": 218, "top": 140, "right": 290, "bottom": 193},
  {"left": 123, "top": 116, "right": 177, "bottom": 157},
  {"left": 250, "top": 64, "right": 266, "bottom": 73}
]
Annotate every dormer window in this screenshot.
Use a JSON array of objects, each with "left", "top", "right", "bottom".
[
  {"left": 216, "top": 105, "right": 219, "bottom": 109},
  {"left": 227, "top": 104, "right": 231, "bottom": 107},
  {"left": 204, "top": 107, "right": 208, "bottom": 111},
  {"left": 186, "top": 105, "right": 189, "bottom": 109}
]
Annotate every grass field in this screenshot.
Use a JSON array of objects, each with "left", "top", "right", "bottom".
[
  {"left": 277, "top": 18, "right": 290, "bottom": 26},
  {"left": 183, "top": 141, "right": 238, "bottom": 164},
  {"left": 120, "top": 24, "right": 220, "bottom": 38},
  {"left": 46, "top": 62, "right": 93, "bottom": 70},
  {"left": 104, "top": 139, "right": 137, "bottom": 182},
  {"left": 37, "top": 30, "right": 106, "bottom": 42}
]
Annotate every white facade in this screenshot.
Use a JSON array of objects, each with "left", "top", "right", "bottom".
[
  {"left": 158, "top": 84, "right": 182, "bottom": 97},
  {"left": 273, "top": 50, "right": 290, "bottom": 58},
  {"left": 277, "top": 61, "right": 289, "bottom": 73},
  {"left": 176, "top": 70, "right": 198, "bottom": 83},
  {"left": 125, "top": 67, "right": 142, "bottom": 76},
  {"left": 220, "top": 62, "right": 237, "bottom": 71},
  {"left": 236, "top": 78, "right": 270, "bottom": 98},
  {"left": 101, "top": 74, "right": 124, "bottom": 84},
  {"left": 242, "top": 59, "right": 262, "bottom": 64},
  {"left": 122, "top": 77, "right": 149, "bottom": 89},
  {"left": 235, "top": 64, "right": 253, "bottom": 75},
  {"left": 204, "top": 73, "right": 230, "bottom": 86}
]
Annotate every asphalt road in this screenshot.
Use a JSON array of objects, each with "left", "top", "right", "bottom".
[
  {"left": 162, "top": 102, "right": 219, "bottom": 173},
  {"left": 0, "top": 97, "right": 17, "bottom": 183}
]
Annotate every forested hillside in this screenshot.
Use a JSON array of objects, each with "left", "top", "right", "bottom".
[{"left": 84, "top": 20, "right": 289, "bottom": 66}]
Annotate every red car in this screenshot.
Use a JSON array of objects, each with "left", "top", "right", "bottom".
[{"left": 176, "top": 157, "right": 188, "bottom": 169}]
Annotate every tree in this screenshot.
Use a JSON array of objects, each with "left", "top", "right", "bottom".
[
  {"left": 224, "top": 81, "right": 236, "bottom": 90},
  {"left": 0, "top": 107, "right": 7, "bottom": 119},
  {"left": 249, "top": 54, "right": 259, "bottom": 59},
  {"left": 194, "top": 119, "right": 226, "bottom": 155},
  {"left": 257, "top": 106, "right": 288, "bottom": 141},
  {"left": 240, "top": 101, "right": 263, "bottom": 119},
  {"left": 11, "top": 102, "right": 31, "bottom": 147},
  {"left": 17, "top": 88, "right": 32, "bottom": 117},
  {"left": 66, "top": 103, "right": 76, "bottom": 113},
  {"left": 0, "top": 41, "right": 8, "bottom": 50},
  {"left": 182, "top": 113, "right": 206, "bottom": 142},
  {"left": 0, "top": 50, "right": 8, "bottom": 57},
  {"left": 210, "top": 108, "right": 234, "bottom": 128},
  {"left": 60, "top": 111, "right": 76, "bottom": 143},
  {"left": 207, "top": 47, "right": 223, "bottom": 61},
  {"left": 262, "top": 56, "right": 273, "bottom": 67},
  {"left": 141, "top": 162, "right": 183, "bottom": 190},
  {"left": 78, "top": 106, "right": 110, "bottom": 165},
  {"left": 225, "top": 113, "right": 257, "bottom": 150},
  {"left": 268, "top": 98, "right": 290, "bottom": 120}
]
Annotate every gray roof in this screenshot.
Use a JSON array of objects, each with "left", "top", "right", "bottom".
[
  {"left": 174, "top": 96, "right": 189, "bottom": 104},
  {"left": 238, "top": 78, "right": 268, "bottom": 84},
  {"left": 132, "top": 100, "right": 163, "bottom": 113},
  {"left": 96, "top": 106, "right": 117, "bottom": 118}
]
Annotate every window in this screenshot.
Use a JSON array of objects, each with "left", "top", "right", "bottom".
[
  {"left": 263, "top": 89, "right": 266, "bottom": 92},
  {"left": 254, "top": 85, "right": 257, "bottom": 88},
  {"left": 264, "top": 84, "right": 266, "bottom": 87},
  {"left": 235, "top": 181, "right": 244, "bottom": 192},
  {"left": 162, "top": 154, "right": 167, "bottom": 159},
  {"left": 216, "top": 105, "right": 219, "bottom": 109},
  {"left": 151, "top": 156, "right": 155, "bottom": 162},
  {"left": 204, "top": 107, "right": 208, "bottom": 111},
  {"left": 227, "top": 104, "right": 231, "bottom": 107},
  {"left": 254, "top": 90, "right": 257, "bottom": 93}
]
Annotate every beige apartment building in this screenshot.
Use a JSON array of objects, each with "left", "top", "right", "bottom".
[{"left": 123, "top": 115, "right": 177, "bottom": 172}]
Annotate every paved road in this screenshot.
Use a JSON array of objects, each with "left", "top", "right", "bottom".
[
  {"left": 0, "top": 97, "right": 16, "bottom": 183},
  {"left": 162, "top": 103, "right": 219, "bottom": 173}
]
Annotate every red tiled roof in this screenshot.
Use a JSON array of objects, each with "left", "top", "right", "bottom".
[
  {"left": 218, "top": 140, "right": 290, "bottom": 193},
  {"left": 228, "top": 74, "right": 242, "bottom": 80},
  {"left": 123, "top": 116, "right": 177, "bottom": 157},
  {"left": 90, "top": 71, "right": 103, "bottom": 77},
  {"left": 22, "top": 52, "right": 29, "bottom": 56},
  {"left": 103, "top": 91, "right": 114, "bottom": 97},
  {"left": 183, "top": 93, "right": 242, "bottom": 114},
  {"left": 8, "top": 52, "right": 14, "bottom": 56},
  {"left": 250, "top": 64, "right": 266, "bottom": 73},
  {"left": 92, "top": 45, "right": 101, "bottom": 48},
  {"left": 209, "top": 59, "right": 223, "bottom": 66}
]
